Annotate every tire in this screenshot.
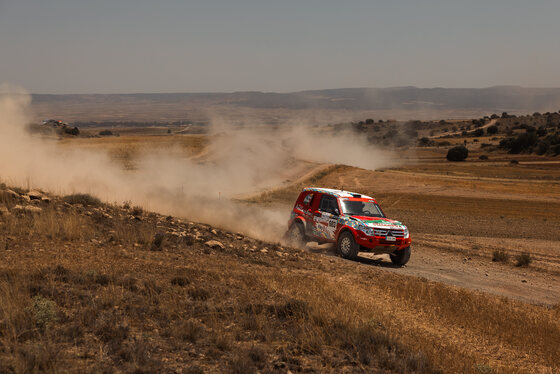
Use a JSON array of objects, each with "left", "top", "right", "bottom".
[
  {"left": 337, "top": 231, "right": 359, "bottom": 260},
  {"left": 285, "top": 222, "right": 306, "bottom": 248},
  {"left": 390, "top": 246, "right": 411, "bottom": 266}
]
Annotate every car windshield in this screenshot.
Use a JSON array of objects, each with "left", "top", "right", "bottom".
[{"left": 340, "top": 200, "right": 385, "bottom": 218}]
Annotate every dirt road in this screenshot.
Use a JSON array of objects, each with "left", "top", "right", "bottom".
[
  {"left": 365, "top": 244, "right": 559, "bottom": 306},
  {"left": 309, "top": 238, "right": 560, "bottom": 306}
]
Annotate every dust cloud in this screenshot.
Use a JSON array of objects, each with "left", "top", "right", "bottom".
[{"left": 0, "top": 86, "right": 395, "bottom": 240}]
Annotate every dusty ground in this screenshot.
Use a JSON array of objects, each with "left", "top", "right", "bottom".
[
  {"left": 52, "top": 132, "right": 560, "bottom": 307},
  {"left": 251, "top": 156, "right": 560, "bottom": 307},
  {"left": 55, "top": 132, "right": 560, "bottom": 307}
]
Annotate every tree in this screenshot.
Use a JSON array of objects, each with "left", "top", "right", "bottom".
[
  {"left": 509, "top": 132, "right": 538, "bottom": 154},
  {"left": 447, "top": 145, "right": 469, "bottom": 161},
  {"left": 365, "top": 118, "right": 374, "bottom": 125},
  {"left": 473, "top": 128, "right": 484, "bottom": 137}
]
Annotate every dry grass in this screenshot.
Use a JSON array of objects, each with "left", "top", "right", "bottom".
[
  {"left": 1, "top": 189, "right": 559, "bottom": 373},
  {"left": 491, "top": 250, "right": 509, "bottom": 263},
  {"left": 62, "top": 193, "right": 101, "bottom": 207}
]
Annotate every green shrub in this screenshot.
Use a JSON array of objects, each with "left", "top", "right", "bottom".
[{"left": 446, "top": 146, "right": 469, "bottom": 161}]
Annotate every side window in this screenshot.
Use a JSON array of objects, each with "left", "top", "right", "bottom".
[
  {"left": 303, "top": 193, "right": 314, "bottom": 207},
  {"left": 319, "top": 195, "right": 338, "bottom": 214}
]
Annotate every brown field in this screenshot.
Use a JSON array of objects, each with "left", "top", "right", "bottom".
[
  {"left": 57, "top": 135, "right": 208, "bottom": 170},
  {"left": 1, "top": 127, "right": 559, "bottom": 373}
]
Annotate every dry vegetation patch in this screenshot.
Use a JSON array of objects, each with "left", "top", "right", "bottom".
[{"left": 1, "top": 187, "right": 559, "bottom": 373}]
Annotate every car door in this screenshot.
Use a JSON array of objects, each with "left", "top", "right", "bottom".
[
  {"left": 301, "top": 192, "right": 317, "bottom": 236},
  {"left": 312, "top": 194, "right": 339, "bottom": 241}
]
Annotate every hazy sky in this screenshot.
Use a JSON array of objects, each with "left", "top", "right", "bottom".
[{"left": 1, "top": 0, "right": 559, "bottom": 93}]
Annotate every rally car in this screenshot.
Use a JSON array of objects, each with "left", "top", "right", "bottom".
[{"left": 285, "top": 187, "right": 411, "bottom": 265}]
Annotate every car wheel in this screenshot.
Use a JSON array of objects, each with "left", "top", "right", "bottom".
[
  {"left": 285, "top": 222, "right": 306, "bottom": 248},
  {"left": 337, "top": 231, "right": 358, "bottom": 260},
  {"left": 390, "top": 246, "right": 411, "bottom": 266}
]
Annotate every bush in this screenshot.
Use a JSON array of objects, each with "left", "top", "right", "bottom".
[
  {"left": 537, "top": 127, "right": 547, "bottom": 137},
  {"left": 492, "top": 250, "right": 509, "bottom": 263},
  {"left": 383, "top": 129, "right": 398, "bottom": 139},
  {"left": 418, "top": 137, "right": 433, "bottom": 147},
  {"left": 63, "top": 126, "right": 80, "bottom": 136},
  {"left": 62, "top": 193, "right": 101, "bottom": 207},
  {"left": 486, "top": 125, "right": 498, "bottom": 135},
  {"left": 99, "top": 130, "right": 113, "bottom": 136},
  {"left": 446, "top": 146, "right": 469, "bottom": 161},
  {"left": 132, "top": 206, "right": 143, "bottom": 217},
  {"left": 479, "top": 155, "right": 488, "bottom": 160},
  {"left": 515, "top": 253, "right": 532, "bottom": 267},
  {"left": 535, "top": 142, "right": 549, "bottom": 155},
  {"left": 509, "top": 132, "right": 538, "bottom": 153},
  {"left": 472, "top": 128, "right": 484, "bottom": 137},
  {"left": 151, "top": 233, "right": 165, "bottom": 251}
]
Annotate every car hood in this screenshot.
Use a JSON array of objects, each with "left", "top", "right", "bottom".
[{"left": 348, "top": 216, "right": 406, "bottom": 230}]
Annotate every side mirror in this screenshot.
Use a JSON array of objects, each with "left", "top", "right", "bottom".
[{"left": 333, "top": 208, "right": 340, "bottom": 216}]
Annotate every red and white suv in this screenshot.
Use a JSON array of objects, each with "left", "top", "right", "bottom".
[{"left": 285, "top": 187, "right": 412, "bottom": 265}]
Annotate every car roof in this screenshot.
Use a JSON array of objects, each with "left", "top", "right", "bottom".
[{"left": 302, "top": 187, "right": 375, "bottom": 200}]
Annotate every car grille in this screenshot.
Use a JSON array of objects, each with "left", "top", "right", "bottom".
[{"left": 374, "top": 229, "right": 405, "bottom": 237}]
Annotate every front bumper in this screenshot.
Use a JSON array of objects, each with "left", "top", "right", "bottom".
[{"left": 354, "top": 231, "right": 411, "bottom": 253}]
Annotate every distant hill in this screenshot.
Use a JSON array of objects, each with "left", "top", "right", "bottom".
[{"left": 30, "top": 86, "right": 560, "bottom": 122}]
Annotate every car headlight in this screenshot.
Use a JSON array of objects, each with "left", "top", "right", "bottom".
[
  {"left": 360, "top": 225, "right": 374, "bottom": 236},
  {"left": 403, "top": 227, "right": 409, "bottom": 238}
]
